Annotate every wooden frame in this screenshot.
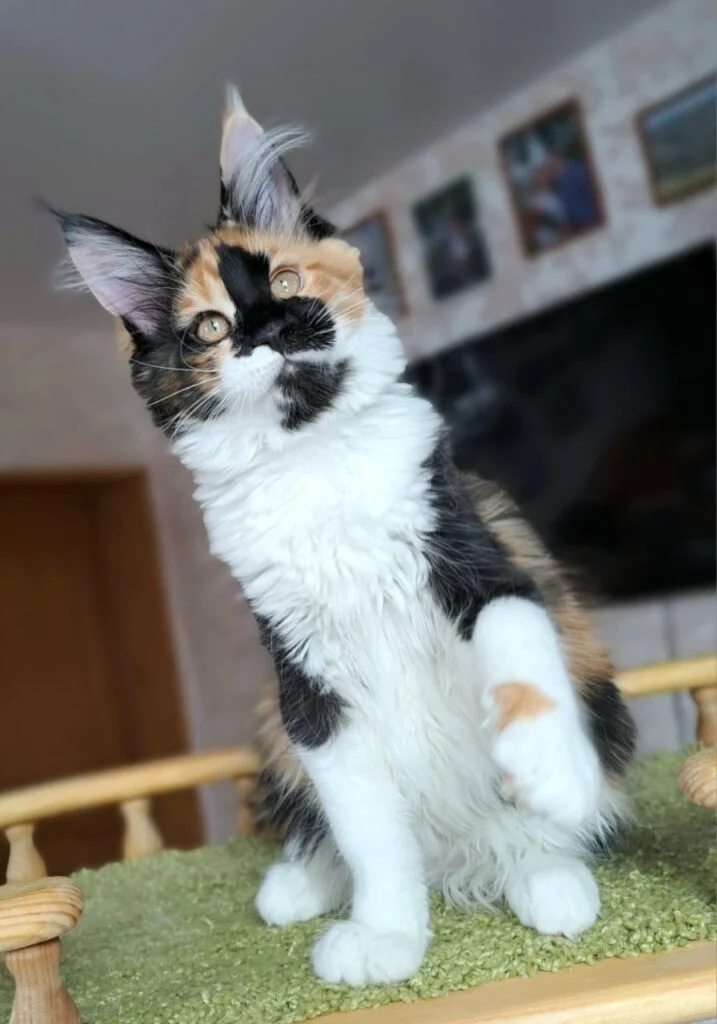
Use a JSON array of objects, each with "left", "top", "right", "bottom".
[
  {"left": 342, "top": 210, "right": 408, "bottom": 320},
  {"left": 1, "top": 655, "right": 715, "bottom": 1023},
  {"left": 499, "top": 98, "right": 606, "bottom": 259},
  {"left": 636, "top": 74, "right": 717, "bottom": 207}
]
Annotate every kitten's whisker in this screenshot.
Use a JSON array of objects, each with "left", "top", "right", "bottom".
[
  {"left": 131, "top": 357, "right": 220, "bottom": 375},
  {"left": 146, "top": 380, "right": 207, "bottom": 407}
]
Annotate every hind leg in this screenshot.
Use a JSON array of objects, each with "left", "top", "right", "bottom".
[
  {"left": 256, "top": 839, "right": 349, "bottom": 926},
  {"left": 473, "top": 596, "right": 601, "bottom": 829}
]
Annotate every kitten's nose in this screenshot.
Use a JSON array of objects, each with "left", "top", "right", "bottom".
[{"left": 253, "top": 322, "right": 285, "bottom": 351}]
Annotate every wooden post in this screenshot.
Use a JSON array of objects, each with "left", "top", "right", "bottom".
[
  {"left": 120, "top": 798, "right": 164, "bottom": 860},
  {"left": 3, "top": 827, "right": 83, "bottom": 1024},
  {"left": 677, "top": 686, "right": 717, "bottom": 810},
  {"left": 5, "top": 824, "right": 47, "bottom": 885},
  {"left": 678, "top": 747, "right": 717, "bottom": 809},
  {"left": 235, "top": 777, "right": 255, "bottom": 838},
  {"left": 692, "top": 685, "right": 717, "bottom": 746}
]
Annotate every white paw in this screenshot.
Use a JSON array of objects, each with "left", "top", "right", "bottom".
[
  {"left": 506, "top": 858, "right": 600, "bottom": 938},
  {"left": 312, "top": 921, "right": 426, "bottom": 985},
  {"left": 256, "top": 861, "right": 334, "bottom": 926},
  {"left": 492, "top": 710, "right": 601, "bottom": 828}
]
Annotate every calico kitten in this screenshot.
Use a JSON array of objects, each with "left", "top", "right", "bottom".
[{"left": 53, "top": 87, "right": 635, "bottom": 986}]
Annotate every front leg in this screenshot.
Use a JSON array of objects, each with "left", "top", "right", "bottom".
[
  {"left": 474, "top": 596, "right": 601, "bottom": 829},
  {"left": 300, "top": 722, "right": 431, "bottom": 985}
]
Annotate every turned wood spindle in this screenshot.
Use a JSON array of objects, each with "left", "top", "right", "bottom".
[
  {"left": 120, "top": 797, "right": 164, "bottom": 860},
  {"left": 235, "top": 777, "right": 255, "bottom": 838},
  {"left": 691, "top": 685, "right": 717, "bottom": 746},
  {"left": 3, "top": 829, "right": 82, "bottom": 1024},
  {"left": 677, "top": 686, "right": 717, "bottom": 810},
  {"left": 6, "top": 936, "right": 81, "bottom": 1024},
  {"left": 5, "top": 824, "right": 47, "bottom": 885},
  {"left": 678, "top": 747, "right": 717, "bottom": 809},
  {"left": 0, "top": 879, "right": 83, "bottom": 953}
]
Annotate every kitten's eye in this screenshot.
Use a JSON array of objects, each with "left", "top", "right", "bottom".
[
  {"left": 195, "top": 312, "right": 231, "bottom": 344},
  {"left": 270, "top": 268, "right": 301, "bottom": 300}
]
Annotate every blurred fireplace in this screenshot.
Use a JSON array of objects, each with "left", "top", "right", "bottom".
[{"left": 407, "top": 243, "right": 716, "bottom": 601}]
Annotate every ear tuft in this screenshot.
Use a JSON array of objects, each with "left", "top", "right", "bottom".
[
  {"left": 50, "top": 209, "right": 175, "bottom": 336},
  {"left": 218, "top": 83, "right": 307, "bottom": 233},
  {"left": 224, "top": 82, "right": 249, "bottom": 120}
]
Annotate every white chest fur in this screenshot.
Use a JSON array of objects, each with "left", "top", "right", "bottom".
[{"left": 175, "top": 385, "right": 496, "bottom": 803}]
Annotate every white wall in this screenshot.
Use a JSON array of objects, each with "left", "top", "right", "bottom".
[{"left": 330, "top": 0, "right": 716, "bottom": 361}]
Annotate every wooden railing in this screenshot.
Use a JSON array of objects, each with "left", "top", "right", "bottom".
[
  {"left": 0, "top": 655, "right": 715, "bottom": 1024},
  {"left": 0, "top": 746, "right": 259, "bottom": 1024}
]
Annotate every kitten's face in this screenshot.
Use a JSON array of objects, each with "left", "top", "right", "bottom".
[
  {"left": 128, "top": 224, "right": 363, "bottom": 435},
  {"left": 55, "top": 88, "right": 373, "bottom": 437}
]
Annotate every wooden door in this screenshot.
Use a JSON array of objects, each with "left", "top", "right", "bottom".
[{"left": 0, "top": 473, "right": 200, "bottom": 877}]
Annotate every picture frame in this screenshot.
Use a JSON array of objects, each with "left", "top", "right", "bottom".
[
  {"left": 412, "top": 177, "right": 492, "bottom": 301},
  {"left": 499, "top": 99, "right": 605, "bottom": 258},
  {"left": 341, "top": 211, "right": 407, "bottom": 320},
  {"left": 637, "top": 74, "right": 717, "bottom": 206}
]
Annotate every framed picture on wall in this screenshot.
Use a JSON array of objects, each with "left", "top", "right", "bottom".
[
  {"left": 412, "top": 177, "right": 492, "bottom": 301},
  {"left": 637, "top": 75, "right": 717, "bottom": 206},
  {"left": 342, "top": 212, "right": 407, "bottom": 320},
  {"left": 499, "top": 99, "right": 605, "bottom": 257}
]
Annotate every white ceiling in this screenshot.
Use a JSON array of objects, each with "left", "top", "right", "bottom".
[{"left": 0, "top": 0, "right": 668, "bottom": 324}]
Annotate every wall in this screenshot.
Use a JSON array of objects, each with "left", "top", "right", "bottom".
[{"left": 330, "top": 0, "right": 716, "bottom": 361}]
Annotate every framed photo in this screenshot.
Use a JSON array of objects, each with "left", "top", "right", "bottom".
[
  {"left": 412, "top": 177, "right": 492, "bottom": 300},
  {"left": 342, "top": 212, "right": 406, "bottom": 320},
  {"left": 637, "top": 75, "right": 717, "bottom": 206},
  {"left": 500, "top": 99, "right": 605, "bottom": 257}
]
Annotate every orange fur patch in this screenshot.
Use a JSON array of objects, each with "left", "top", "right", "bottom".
[
  {"left": 114, "top": 320, "right": 134, "bottom": 357},
  {"left": 492, "top": 681, "right": 556, "bottom": 732},
  {"left": 177, "top": 241, "right": 232, "bottom": 326}
]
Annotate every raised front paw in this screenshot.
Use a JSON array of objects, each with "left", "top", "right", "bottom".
[
  {"left": 492, "top": 709, "right": 601, "bottom": 829},
  {"left": 312, "top": 921, "right": 426, "bottom": 985}
]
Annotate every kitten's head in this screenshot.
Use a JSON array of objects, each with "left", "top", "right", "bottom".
[{"left": 54, "top": 87, "right": 401, "bottom": 439}]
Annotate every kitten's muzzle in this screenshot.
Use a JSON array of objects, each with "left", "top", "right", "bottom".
[{"left": 251, "top": 321, "right": 286, "bottom": 352}]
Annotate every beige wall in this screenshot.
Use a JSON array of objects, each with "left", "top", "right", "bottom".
[{"left": 330, "top": 0, "right": 716, "bottom": 361}]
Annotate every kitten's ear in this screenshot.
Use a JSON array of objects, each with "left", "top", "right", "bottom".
[
  {"left": 218, "top": 84, "right": 303, "bottom": 232},
  {"left": 52, "top": 210, "right": 174, "bottom": 336}
]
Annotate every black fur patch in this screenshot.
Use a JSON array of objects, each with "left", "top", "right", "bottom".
[
  {"left": 216, "top": 244, "right": 336, "bottom": 358},
  {"left": 278, "top": 157, "right": 337, "bottom": 240},
  {"left": 217, "top": 244, "right": 272, "bottom": 309},
  {"left": 279, "top": 360, "right": 350, "bottom": 431},
  {"left": 127, "top": 330, "right": 224, "bottom": 436},
  {"left": 582, "top": 676, "right": 637, "bottom": 776},
  {"left": 255, "top": 616, "right": 346, "bottom": 749},
  {"left": 423, "top": 438, "right": 541, "bottom": 639},
  {"left": 254, "top": 769, "right": 329, "bottom": 855}
]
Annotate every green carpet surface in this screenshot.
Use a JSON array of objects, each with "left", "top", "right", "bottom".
[{"left": 1, "top": 749, "right": 715, "bottom": 1023}]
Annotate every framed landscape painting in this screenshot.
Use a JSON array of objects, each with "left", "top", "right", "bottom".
[{"left": 637, "top": 75, "right": 717, "bottom": 205}]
